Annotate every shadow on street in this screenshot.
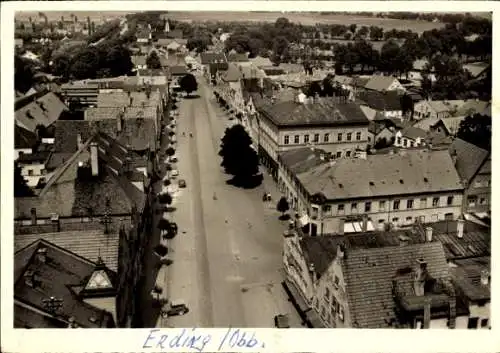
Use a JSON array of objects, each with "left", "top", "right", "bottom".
[{"left": 226, "top": 174, "right": 263, "bottom": 189}]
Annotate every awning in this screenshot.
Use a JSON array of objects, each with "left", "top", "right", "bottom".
[{"left": 282, "top": 279, "right": 310, "bottom": 313}]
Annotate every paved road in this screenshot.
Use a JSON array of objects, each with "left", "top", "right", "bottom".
[{"left": 165, "top": 78, "right": 301, "bottom": 328}]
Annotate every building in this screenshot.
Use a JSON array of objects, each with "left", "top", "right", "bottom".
[
  {"left": 15, "top": 92, "right": 68, "bottom": 133},
  {"left": 394, "top": 126, "right": 427, "bottom": 148},
  {"left": 367, "top": 121, "right": 394, "bottom": 147},
  {"left": 61, "top": 81, "right": 101, "bottom": 107},
  {"left": 291, "top": 149, "right": 464, "bottom": 236},
  {"left": 14, "top": 239, "right": 116, "bottom": 328},
  {"left": 14, "top": 132, "right": 153, "bottom": 327},
  {"left": 454, "top": 99, "right": 491, "bottom": 117},
  {"left": 413, "top": 100, "right": 465, "bottom": 121},
  {"left": 357, "top": 90, "right": 403, "bottom": 120},
  {"left": 463, "top": 62, "right": 490, "bottom": 80},
  {"left": 131, "top": 55, "right": 147, "bottom": 71},
  {"left": 449, "top": 139, "right": 491, "bottom": 214},
  {"left": 200, "top": 52, "right": 228, "bottom": 79},
  {"left": 15, "top": 125, "right": 38, "bottom": 160},
  {"left": 16, "top": 150, "right": 52, "bottom": 188},
  {"left": 227, "top": 52, "right": 249, "bottom": 64},
  {"left": 363, "top": 75, "right": 405, "bottom": 93},
  {"left": 252, "top": 94, "right": 370, "bottom": 180},
  {"left": 282, "top": 227, "right": 468, "bottom": 328},
  {"left": 15, "top": 38, "right": 24, "bottom": 48},
  {"left": 407, "top": 59, "right": 437, "bottom": 82}
]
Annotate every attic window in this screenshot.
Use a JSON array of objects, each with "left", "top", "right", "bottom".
[
  {"left": 26, "top": 110, "right": 35, "bottom": 119},
  {"left": 399, "top": 179, "right": 404, "bottom": 184}
]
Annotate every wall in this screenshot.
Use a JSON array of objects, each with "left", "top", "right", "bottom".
[
  {"left": 15, "top": 148, "right": 32, "bottom": 160},
  {"left": 314, "top": 256, "right": 351, "bottom": 328},
  {"left": 283, "top": 236, "right": 315, "bottom": 304},
  {"left": 414, "top": 101, "right": 452, "bottom": 120},
  {"left": 84, "top": 296, "right": 117, "bottom": 325},
  {"left": 20, "top": 162, "right": 48, "bottom": 187},
  {"left": 464, "top": 168, "right": 491, "bottom": 213},
  {"left": 467, "top": 302, "right": 490, "bottom": 329},
  {"left": 318, "top": 192, "right": 463, "bottom": 235}
]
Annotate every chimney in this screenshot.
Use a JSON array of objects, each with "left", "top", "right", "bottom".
[
  {"left": 116, "top": 114, "right": 122, "bottom": 132},
  {"left": 414, "top": 258, "right": 427, "bottom": 296},
  {"left": 24, "top": 270, "right": 35, "bottom": 287},
  {"left": 337, "top": 244, "right": 345, "bottom": 260},
  {"left": 90, "top": 142, "right": 99, "bottom": 176},
  {"left": 36, "top": 247, "right": 47, "bottom": 263},
  {"left": 76, "top": 134, "right": 83, "bottom": 150},
  {"left": 457, "top": 218, "right": 464, "bottom": 239},
  {"left": 30, "top": 208, "right": 37, "bottom": 225},
  {"left": 308, "top": 263, "right": 315, "bottom": 273},
  {"left": 425, "top": 227, "right": 433, "bottom": 242},
  {"left": 480, "top": 269, "right": 490, "bottom": 286}
]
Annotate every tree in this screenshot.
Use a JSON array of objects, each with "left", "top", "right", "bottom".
[
  {"left": 400, "top": 93, "right": 414, "bottom": 118},
  {"left": 456, "top": 114, "right": 491, "bottom": 151},
  {"left": 322, "top": 76, "right": 335, "bottom": 96},
  {"left": 349, "top": 24, "right": 357, "bottom": 34},
  {"left": 14, "top": 162, "right": 34, "bottom": 197},
  {"left": 14, "top": 56, "right": 35, "bottom": 93},
  {"left": 276, "top": 196, "right": 290, "bottom": 217},
  {"left": 305, "top": 81, "right": 322, "bottom": 97},
  {"left": 146, "top": 51, "right": 162, "bottom": 69},
  {"left": 179, "top": 74, "right": 198, "bottom": 96},
  {"left": 158, "top": 193, "right": 172, "bottom": 205},
  {"left": 166, "top": 147, "right": 175, "bottom": 156},
  {"left": 369, "top": 26, "right": 384, "bottom": 41},
  {"left": 219, "top": 124, "right": 260, "bottom": 184}
]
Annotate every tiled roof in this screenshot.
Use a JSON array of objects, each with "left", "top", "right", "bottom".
[
  {"left": 450, "top": 256, "right": 490, "bottom": 302},
  {"left": 298, "top": 149, "right": 464, "bottom": 200},
  {"left": 412, "top": 59, "right": 430, "bottom": 71},
  {"left": 54, "top": 120, "right": 93, "bottom": 153},
  {"left": 331, "top": 75, "right": 354, "bottom": 86},
  {"left": 17, "top": 151, "right": 51, "bottom": 164},
  {"left": 364, "top": 75, "right": 400, "bottom": 92},
  {"left": 449, "top": 138, "right": 489, "bottom": 183},
  {"left": 15, "top": 132, "right": 147, "bottom": 219},
  {"left": 131, "top": 55, "right": 147, "bottom": 67},
  {"left": 279, "top": 147, "right": 330, "bottom": 174},
  {"left": 166, "top": 29, "right": 183, "bottom": 39},
  {"left": 85, "top": 107, "right": 123, "bottom": 121},
  {"left": 227, "top": 53, "right": 249, "bottom": 62},
  {"left": 427, "top": 220, "right": 490, "bottom": 260},
  {"left": 169, "top": 65, "right": 189, "bottom": 76},
  {"left": 89, "top": 118, "right": 157, "bottom": 151},
  {"left": 256, "top": 98, "right": 369, "bottom": 128},
  {"left": 14, "top": 229, "right": 120, "bottom": 271},
  {"left": 427, "top": 100, "right": 465, "bottom": 113},
  {"left": 15, "top": 125, "right": 38, "bottom": 150},
  {"left": 15, "top": 92, "right": 68, "bottom": 133},
  {"left": 262, "top": 67, "right": 285, "bottom": 76},
  {"left": 454, "top": 100, "right": 491, "bottom": 117},
  {"left": 200, "top": 52, "right": 227, "bottom": 65},
  {"left": 352, "top": 76, "right": 370, "bottom": 88},
  {"left": 463, "top": 62, "right": 490, "bottom": 78},
  {"left": 249, "top": 56, "right": 273, "bottom": 68},
  {"left": 358, "top": 91, "right": 402, "bottom": 111},
  {"left": 440, "top": 116, "right": 466, "bottom": 135},
  {"left": 412, "top": 116, "right": 440, "bottom": 131},
  {"left": 343, "top": 241, "right": 450, "bottom": 328},
  {"left": 14, "top": 239, "right": 115, "bottom": 328},
  {"left": 96, "top": 91, "right": 162, "bottom": 108},
  {"left": 401, "top": 126, "right": 426, "bottom": 140},
  {"left": 277, "top": 63, "right": 304, "bottom": 74}
]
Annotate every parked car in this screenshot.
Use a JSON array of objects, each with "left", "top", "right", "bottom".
[
  {"left": 178, "top": 179, "right": 186, "bottom": 188},
  {"left": 171, "top": 170, "right": 179, "bottom": 177},
  {"left": 274, "top": 314, "right": 290, "bottom": 328},
  {"left": 166, "top": 300, "right": 189, "bottom": 317}
]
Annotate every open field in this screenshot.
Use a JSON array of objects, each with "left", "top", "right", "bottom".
[{"left": 16, "top": 11, "right": 447, "bottom": 33}]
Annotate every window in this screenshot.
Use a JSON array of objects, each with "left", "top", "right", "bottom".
[
  {"left": 304, "top": 135, "right": 310, "bottom": 143},
  {"left": 28, "top": 169, "right": 34, "bottom": 176},
  {"left": 467, "top": 317, "right": 479, "bottom": 329},
  {"left": 347, "top": 133, "right": 352, "bottom": 141},
  {"left": 336, "top": 151, "right": 342, "bottom": 158},
  {"left": 351, "top": 203, "right": 357, "bottom": 212},
  {"left": 406, "top": 216, "right": 413, "bottom": 222},
  {"left": 324, "top": 133, "right": 330, "bottom": 142},
  {"left": 432, "top": 197, "right": 440, "bottom": 207},
  {"left": 409, "top": 141, "right": 414, "bottom": 147},
  {"left": 338, "top": 305, "right": 345, "bottom": 321},
  {"left": 407, "top": 199, "right": 414, "bottom": 209},
  {"left": 397, "top": 137, "right": 401, "bottom": 145},
  {"left": 378, "top": 219, "right": 385, "bottom": 224},
  {"left": 333, "top": 275, "right": 340, "bottom": 288},
  {"left": 356, "top": 132, "right": 361, "bottom": 141},
  {"left": 337, "top": 133, "right": 343, "bottom": 142},
  {"left": 481, "top": 319, "right": 489, "bottom": 328},
  {"left": 365, "top": 202, "right": 371, "bottom": 213},
  {"left": 420, "top": 198, "right": 427, "bottom": 208},
  {"left": 284, "top": 135, "right": 289, "bottom": 145},
  {"left": 419, "top": 216, "right": 426, "bottom": 223},
  {"left": 337, "top": 204, "right": 345, "bottom": 214},
  {"left": 314, "top": 133, "right": 319, "bottom": 143},
  {"left": 392, "top": 217, "right": 399, "bottom": 223},
  {"left": 346, "top": 151, "right": 351, "bottom": 157},
  {"left": 393, "top": 200, "right": 400, "bottom": 210},
  {"left": 447, "top": 196, "right": 454, "bottom": 206},
  {"left": 294, "top": 135, "right": 300, "bottom": 144},
  {"left": 379, "top": 200, "right": 386, "bottom": 211},
  {"left": 324, "top": 287, "right": 331, "bottom": 302},
  {"left": 445, "top": 213, "right": 454, "bottom": 221},
  {"left": 479, "top": 197, "right": 487, "bottom": 205},
  {"left": 403, "top": 139, "right": 408, "bottom": 147}
]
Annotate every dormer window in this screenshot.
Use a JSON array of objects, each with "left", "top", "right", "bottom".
[{"left": 26, "top": 110, "right": 35, "bottom": 119}]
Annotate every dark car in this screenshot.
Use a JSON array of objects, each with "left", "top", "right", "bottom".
[
  {"left": 166, "top": 301, "right": 189, "bottom": 317},
  {"left": 178, "top": 179, "right": 187, "bottom": 188},
  {"left": 274, "top": 314, "right": 290, "bottom": 328}
]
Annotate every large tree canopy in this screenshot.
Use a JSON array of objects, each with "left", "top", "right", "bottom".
[
  {"left": 456, "top": 114, "right": 491, "bottom": 151},
  {"left": 146, "top": 51, "right": 162, "bottom": 69},
  {"left": 179, "top": 74, "right": 198, "bottom": 95}
]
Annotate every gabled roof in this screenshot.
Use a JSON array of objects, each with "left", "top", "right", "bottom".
[
  {"left": 343, "top": 241, "right": 450, "bottom": 328},
  {"left": 450, "top": 256, "right": 490, "bottom": 302},
  {"left": 298, "top": 149, "right": 464, "bottom": 200},
  {"left": 454, "top": 100, "right": 491, "bottom": 117},
  {"left": 15, "top": 132, "right": 147, "bottom": 219},
  {"left": 439, "top": 116, "right": 466, "bottom": 136},
  {"left": 15, "top": 92, "right": 68, "bottom": 133},
  {"left": 449, "top": 138, "right": 489, "bottom": 183},
  {"left": 364, "top": 75, "right": 400, "bottom": 92},
  {"left": 463, "top": 62, "right": 490, "bottom": 78},
  {"left": 169, "top": 65, "right": 189, "bottom": 76},
  {"left": 256, "top": 98, "right": 369, "bottom": 128},
  {"left": 279, "top": 147, "right": 330, "bottom": 175},
  {"left": 426, "top": 100, "right": 465, "bottom": 114},
  {"left": 14, "top": 229, "right": 120, "bottom": 272},
  {"left": 400, "top": 126, "right": 426, "bottom": 140},
  {"left": 96, "top": 90, "right": 162, "bottom": 108},
  {"left": 227, "top": 52, "right": 249, "bottom": 62},
  {"left": 15, "top": 125, "right": 38, "bottom": 150},
  {"left": 200, "top": 52, "right": 227, "bottom": 65},
  {"left": 358, "top": 91, "right": 402, "bottom": 111},
  {"left": 14, "top": 239, "right": 115, "bottom": 328}
]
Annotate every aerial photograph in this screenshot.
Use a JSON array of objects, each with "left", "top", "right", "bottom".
[{"left": 12, "top": 10, "right": 491, "bottom": 329}]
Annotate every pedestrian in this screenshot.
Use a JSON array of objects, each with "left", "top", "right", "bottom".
[
  {"left": 183, "top": 132, "right": 185, "bottom": 137},
  {"left": 189, "top": 132, "right": 193, "bottom": 138}
]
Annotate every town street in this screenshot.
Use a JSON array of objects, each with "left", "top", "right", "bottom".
[{"left": 163, "top": 77, "right": 302, "bottom": 327}]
